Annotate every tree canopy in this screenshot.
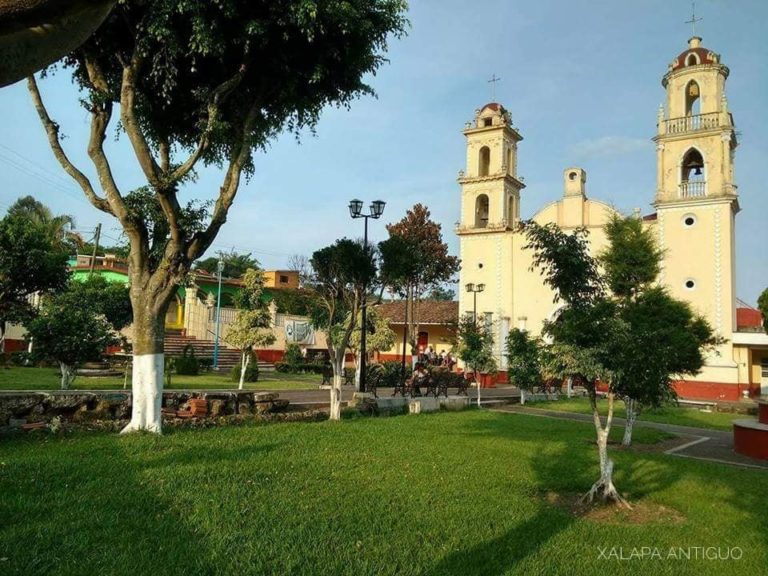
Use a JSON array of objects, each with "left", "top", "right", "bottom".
[{"left": 196, "top": 250, "right": 259, "bottom": 280}]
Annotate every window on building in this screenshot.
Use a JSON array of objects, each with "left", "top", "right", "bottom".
[
  {"left": 279, "top": 275, "right": 289, "bottom": 284},
  {"left": 475, "top": 194, "right": 489, "bottom": 228},
  {"left": 685, "top": 80, "right": 701, "bottom": 116},
  {"left": 478, "top": 146, "right": 491, "bottom": 176},
  {"left": 483, "top": 117, "right": 493, "bottom": 127},
  {"left": 483, "top": 312, "right": 493, "bottom": 332}
]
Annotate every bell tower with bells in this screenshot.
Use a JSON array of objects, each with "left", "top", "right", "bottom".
[{"left": 652, "top": 26, "right": 739, "bottom": 365}]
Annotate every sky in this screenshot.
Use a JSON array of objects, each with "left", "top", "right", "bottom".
[{"left": 0, "top": 0, "right": 766, "bottom": 304}]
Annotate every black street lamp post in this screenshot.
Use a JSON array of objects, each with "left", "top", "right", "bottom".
[
  {"left": 349, "top": 199, "right": 386, "bottom": 393},
  {"left": 465, "top": 282, "right": 485, "bottom": 325}
]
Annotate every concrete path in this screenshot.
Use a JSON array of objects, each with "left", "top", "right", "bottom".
[{"left": 495, "top": 405, "right": 768, "bottom": 470}]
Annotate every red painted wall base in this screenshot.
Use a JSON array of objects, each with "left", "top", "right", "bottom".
[
  {"left": 2, "top": 339, "right": 26, "bottom": 353},
  {"left": 733, "top": 423, "right": 768, "bottom": 460}
]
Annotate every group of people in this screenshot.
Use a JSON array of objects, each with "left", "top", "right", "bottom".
[{"left": 417, "top": 346, "right": 456, "bottom": 370}]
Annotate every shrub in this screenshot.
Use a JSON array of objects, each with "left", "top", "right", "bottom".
[
  {"left": 198, "top": 357, "right": 214, "bottom": 372},
  {"left": 230, "top": 354, "right": 259, "bottom": 382},
  {"left": 174, "top": 345, "right": 200, "bottom": 376},
  {"left": 283, "top": 343, "right": 304, "bottom": 366},
  {"left": 275, "top": 361, "right": 327, "bottom": 374},
  {"left": 368, "top": 361, "right": 411, "bottom": 388}
]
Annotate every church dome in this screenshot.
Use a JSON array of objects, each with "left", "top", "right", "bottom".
[
  {"left": 669, "top": 37, "right": 720, "bottom": 71},
  {"left": 480, "top": 102, "right": 504, "bottom": 113}
]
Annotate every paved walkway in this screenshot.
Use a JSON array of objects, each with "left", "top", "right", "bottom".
[{"left": 495, "top": 405, "right": 768, "bottom": 470}]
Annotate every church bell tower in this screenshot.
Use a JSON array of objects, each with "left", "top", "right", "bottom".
[{"left": 653, "top": 35, "right": 738, "bottom": 352}]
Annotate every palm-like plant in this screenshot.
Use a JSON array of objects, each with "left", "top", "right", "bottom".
[{"left": 7, "top": 196, "right": 79, "bottom": 250}]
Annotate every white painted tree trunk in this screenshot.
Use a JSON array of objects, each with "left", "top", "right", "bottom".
[
  {"left": 566, "top": 377, "right": 573, "bottom": 398},
  {"left": 121, "top": 353, "right": 164, "bottom": 434},
  {"left": 238, "top": 351, "right": 250, "bottom": 390},
  {"left": 622, "top": 397, "right": 638, "bottom": 447},
  {"left": 329, "top": 355, "right": 344, "bottom": 421},
  {"left": 59, "top": 362, "right": 75, "bottom": 390},
  {"left": 582, "top": 390, "right": 630, "bottom": 508},
  {"left": 476, "top": 370, "right": 482, "bottom": 408},
  {"left": 520, "top": 388, "right": 526, "bottom": 405},
  {"left": 354, "top": 352, "right": 362, "bottom": 392}
]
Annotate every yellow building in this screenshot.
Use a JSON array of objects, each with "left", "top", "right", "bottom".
[{"left": 457, "top": 36, "right": 767, "bottom": 401}]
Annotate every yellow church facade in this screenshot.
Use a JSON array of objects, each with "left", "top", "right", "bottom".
[{"left": 457, "top": 36, "right": 767, "bottom": 401}]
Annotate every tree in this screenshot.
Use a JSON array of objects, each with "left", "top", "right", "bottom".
[
  {"left": 26, "top": 282, "right": 119, "bottom": 388},
  {"left": 348, "top": 306, "right": 396, "bottom": 389},
  {"left": 385, "top": 204, "right": 460, "bottom": 355},
  {"left": 504, "top": 328, "right": 542, "bottom": 405},
  {"left": 523, "top": 219, "right": 715, "bottom": 506},
  {"left": 0, "top": 212, "right": 69, "bottom": 352},
  {"left": 758, "top": 288, "right": 768, "bottom": 333},
  {"left": 28, "top": 0, "right": 408, "bottom": 433},
  {"left": 310, "top": 239, "right": 376, "bottom": 420},
  {"left": 599, "top": 215, "right": 715, "bottom": 446},
  {"left": 7, "top": 196, "right": 78, "bottom": 251},
  {"left": 196, "top": 250, "right": 259, "bottom": 280},
  {"left": 68, "top": 276, "right": 132, "bottom": 331},
  {"left": 454, "top": 315, "right": 496, "bottom": 408},
  {"left": 226, "top": 268, "right": 275, "bottom": 389},
  {"left": 428, "top": 285, "right": 456, "bottom": 301},
  {"left": 286, "top": 254, "right": 312, "bottom": 288}
]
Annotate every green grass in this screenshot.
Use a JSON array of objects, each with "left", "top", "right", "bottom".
[
  {"left": 525, "top": 396, "right": 743, "bottom": 431},
  {"left": 0, "top": 366, "right": 319, "bottom": 391},
  {"left": 1, "top": 411, "right": 765, "bottom": 576}
]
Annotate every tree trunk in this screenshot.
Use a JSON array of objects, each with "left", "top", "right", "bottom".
[
  {"left": 121, "top": 298, "right": 168, "bottom": 434},
  {"left": 59, "top": 362, "right": 74, "bottom": 390},
  {"left": 520, "top": 388, "right": 526, "bottom": 405},
  {"left": 476, "top": 367, "right": 482, "bottom": 408},
  {"left": 582, "top": 390, "right": 630, "bottom": 508},
  {"left": 354, "top": 350, "right": 361, "bottom": 392},
  {"left": 329, "top": 354, "right": 344, "bottom": 421},
  {"left": 566, "top": 376, "right": 573, "bottom": 398},
  {"left": 622, "top": 397, "right": 638, "bottom": 447},
  {"left": 238, "top": 351, "right": 249, "bottom": 390}
]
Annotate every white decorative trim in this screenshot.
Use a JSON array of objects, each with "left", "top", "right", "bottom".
[
  {"left": 658, "top": 211, "right": 666, "bottom": 284},
  {"left": 714, "top": 207, "right": 722, "bottom": 334}
]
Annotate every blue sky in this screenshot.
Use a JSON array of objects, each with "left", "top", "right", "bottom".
[{"left": 0, "top": 0, "right": 766, "bottom": 303}]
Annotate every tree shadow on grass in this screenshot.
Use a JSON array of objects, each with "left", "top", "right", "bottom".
[{"left": 0, "top": 431, "right": 278, "bottom": 576}]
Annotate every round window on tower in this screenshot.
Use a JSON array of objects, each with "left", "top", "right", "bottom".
[
  {"left": 568, "top": 171, "right": 578, "bottom": 181},
  {"left": 682, "top": 214, "right": 697, "bottom": 228},
  {"left": 684, "top": 278, "right": 696, "bottom": 291}
]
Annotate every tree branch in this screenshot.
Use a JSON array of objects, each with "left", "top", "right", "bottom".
[
  {"left": 27, "top": 76, "right": 112, "bottom": 215},
  {"left": 119, "top": 51, "right": 162, "bottom": 189},
  {"left": 168, "top": 64, "right": 249, "bottom": 183},
  {"left": 185, "top": 100, "right": 260, "bottom": 261}
]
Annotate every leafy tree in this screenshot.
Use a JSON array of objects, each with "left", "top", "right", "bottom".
[
  {"left": 196, "top": 250, "right": 259, "bottom": 279},
  {"left": 268, "top": 288, "right": 318, "bottom": 316},
  {"left": 7, "top": 196, "right": 78, "bottom": 251},
  {"left": 523, "top": 219, "right": 715, "bottom": 506},
  {"left": 348, "top": 306, "right": 396, "bottom": 388},
  {"left": 600, "top": 214, "right": 715, "bottom": 446},
  {"left": 384, "top": 204, "right": 460, "bottom": 355},
  {"left": 28, "top": 0, "right": 407, "bottom": 433},
  {"left": 504, "top": 328, "right": 542, "bottom": 405},
  {"left": 454, "top": 315, "right": 496, "bottom": 408},
  {"left": 69, "top": 276, "right": 132, "bottom": 331},
  {"left": 0, "top": 212, "right": 69, "bottom": 352},
  {"left": 26, "top": 283, "right": 118, "bottom": 389},
  {"left": 310, "top": 239, "right": 376, "bottom": 420},
  {"left": 428, "top": 285, "right": 456, "bottom": 301},
  {"left": 758, "top": 288, "right": 768, "bottom": 333},
  {"left": 226, "top": 268, "right": 275, "bottom": 389}
]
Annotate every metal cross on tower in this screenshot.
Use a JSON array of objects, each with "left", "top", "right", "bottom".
[
  {"left": 685, "top": 2, "right": 703, "bottom": 36},
  {"left": 488, "top": 74, "right": 501, "bottom": 101}
]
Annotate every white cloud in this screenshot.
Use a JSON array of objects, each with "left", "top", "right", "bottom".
[{"left": 571, "top": 136, "right": 649, "bottom": 159}]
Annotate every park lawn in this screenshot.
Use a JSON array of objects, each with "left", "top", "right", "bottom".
[
  {"left": 525, "top": 396, "right": 742, "bottom": 431},
  {"left": 1, "top": 411, "right": 765, "bottom": 576},
  {"left": 0, "top": 366, "right": 320, "bottom": 391}
]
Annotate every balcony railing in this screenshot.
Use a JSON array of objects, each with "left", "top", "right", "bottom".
[
  {"left": 679, "top": 181, "right": 706, "bottom": 198},
  {"left": 663, "top": 112, "right": 722, "bottom": 135}
]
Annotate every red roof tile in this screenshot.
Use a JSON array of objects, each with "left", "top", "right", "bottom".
[{"left": 376, "top": 300, "right": 458, "bottom": 325}]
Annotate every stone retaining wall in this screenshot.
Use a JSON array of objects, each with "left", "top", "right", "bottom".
[{"left": 0, "top": 390, "right": 290, "bottom": 431}]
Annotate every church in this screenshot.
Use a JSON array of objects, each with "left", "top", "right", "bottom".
[{"left": 456, "top": 35, "right": 767, "bottom": 401}]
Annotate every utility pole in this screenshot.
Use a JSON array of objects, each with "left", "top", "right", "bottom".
[{"left": 89, "top": 223, "right": 102, "bottom": 275}]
